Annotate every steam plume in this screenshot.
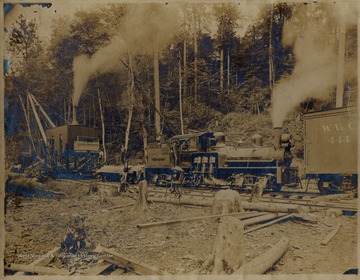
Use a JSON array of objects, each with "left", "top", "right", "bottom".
[
  {"left": 72, "top": 3, "right": 180, "bottom": 107},
  {"left": 271, "top": 3, "right": 357, "bottom": 127}
]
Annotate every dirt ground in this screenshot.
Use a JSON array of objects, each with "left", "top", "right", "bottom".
[{"left": 4, "top": 179, "right": 358, "bottom": 275}]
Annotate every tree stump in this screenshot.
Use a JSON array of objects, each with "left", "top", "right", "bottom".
[
  {"left": 249, "top": 177, "right": 267, "bottom": 202},
  {"left": 133, "top": 180, "right": 148, "bottom": 211},
  {"left": 212, "top": 189, "right": 243, "bottom": 215},
  {"left": 200, "top": 217, "right": 244, "bottom": 274}
]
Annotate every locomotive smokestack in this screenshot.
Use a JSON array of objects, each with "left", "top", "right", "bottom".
[
  {"left": 274, "top": 127, "right": 282, "bottom": 149},
  {"left": 71, "top": 105, "right": 79, "bottom": 125}
]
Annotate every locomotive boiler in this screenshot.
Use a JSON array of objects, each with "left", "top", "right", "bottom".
[{"left": 145, "top": 129, "right": 298, "bottom": 191}]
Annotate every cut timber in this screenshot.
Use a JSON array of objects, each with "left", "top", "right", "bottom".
[
  {"left": 235, "top": 237, "right": 290, "bottom": 274},
  {"left": 15, "top": 247, "right": 61, "bottom": 276},
  {"left": 293, "top": 213, "right": 318, "bottom": 224},
  {"left": 84, "top": 261, "right": 113, "bottom": 275},
  {"left": 311, "top": 193, "right": 353, "bottom": 202},
  {"left": 94, "top": 245, "right": 163, "bottom": 275},
  {"left": 212, "top": 189, "right": 243, "bottom": 214},
  {"left": 149, "top": 196, "right": 212, "bottom": 207},
  {"left": 6, "top": 263, "right": 71, "bottom": 275},
  {"left": 243, "top": 213, "right": 281, "bottom": 227},
  {"left": 133, "top": 180, "right": 148, "bottom": 211},
  {"left": 200, "top": 217, "right": 244, "bottom": 274},
  {"left": 242, "top": 201, "right": 301, "bottom": 213},
  {"left": 95, "top": 203, "right": 134, "bottom": 214},
  {"left": 321, "top": 223, "right": 341, "bottom": 245},
  {"left": 136, "top": 211, "right": 268, "bottom": 229},
  {"left": 245, "top": 214, "right": 293, "bottom": 234}
]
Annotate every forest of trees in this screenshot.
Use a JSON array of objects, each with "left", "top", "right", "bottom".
[{"left": 4, "top": 2, "right": 358, "bottom": 165}]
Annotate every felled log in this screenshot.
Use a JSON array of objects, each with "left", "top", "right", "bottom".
[
  {"left": 312, "top": 193, "right": 353, "bottom": 202},
  {"left": 6, "top": 263, "right": 71, "bottom": 275},
  {"left": 200, "top": 217, "right": 244, "bottom": 274},
  {"left": 242, "top": 201, "right": 305, "bottom": 213},
  {"left": 212, "top": 189, "right": 243, "bottom": 214},
  {"left": 242, "top": 213, "right": 280, "bottom": 226},
  {"left": 321, "top": 223, "right": 341, "bottom": 245},
  {"left": 235, "top": 237, "right": 290, "bottom": 274},
  {"left": 244, "top": 214, "right": 293, "bottom": 234},
  {"left": 149, "top": 196, "right": 212, "bottom": 207},
  {"left": 94, "top": 245, "right": 163, "bottom": 275},
  {"left": 136, "top": 211, "right": 267, "bottom": 229},
  {"left": 293, "top": 213, "right": 318, "bottom": 224}
]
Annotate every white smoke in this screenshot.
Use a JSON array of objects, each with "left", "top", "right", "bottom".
[
  {"left": 72, "top": 3, "right": 180, "bottom": 107},
  {"left": 271, "top": 2, "right": 358, "bottom": 127}
]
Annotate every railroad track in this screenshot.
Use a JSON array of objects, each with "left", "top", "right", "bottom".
[{"left": 55, "top": 179, "right": 357, "bottom": 211}]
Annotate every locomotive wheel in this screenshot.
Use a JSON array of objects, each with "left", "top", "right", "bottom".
[{"left": 274, "top": 184, "right": 282, "bottom": 192}]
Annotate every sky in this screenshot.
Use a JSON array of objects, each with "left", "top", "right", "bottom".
[{"left": 4, "top": 0, "right": 264, "bottom": 45}]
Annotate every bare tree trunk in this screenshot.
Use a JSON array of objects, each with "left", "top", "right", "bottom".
[
  {"left": 68, "top": 96, "right": 71, "bottom": 124},
  {"left": 194, "top": 7, "right": 198, "bottom": 103},
  {"left": 269, "top": 3, "right": 274, "bottom": 92},
  {"left": 153, "top": 50, "right": 161, "bottom": 138},
  {"left": 63, "top": 99, "right": 66, "bottom": 125},
  {"left": 227, "top": 48, "right": 230, "bottom": 92},
  {"left": 92, "top": 95, "right": 96, "bottom": 127},
  {"left": 183, "top": 39, "right": 187, "bottom": 98},
  {"left": 336, "top": 13, "right": 346, "bottom": 108},
  {"left": 140, "top": 87, "right": 148, "bottom": 164},
  {"left": 125, "top": 77, "right": 134, "bottom": 153},
  {"left": 83, "top": 104, "right": 86, "bottom": 125},
  {"left": 96, "top": 76, "right": 107, "bottom": 163},
  {"left": 220, "top": 48, "right": 224, "bottom": 93},
  {"left": 179, "top": 52, "right": 184, "bottom": 135}
]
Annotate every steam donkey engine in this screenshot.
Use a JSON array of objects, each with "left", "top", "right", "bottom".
[{"left": 45, "top": 105, "right": 100, "bottom": 178}]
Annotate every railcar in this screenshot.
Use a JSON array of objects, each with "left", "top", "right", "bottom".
[{"left": 304, "top": 107, "right": 358, "bottom": 194}]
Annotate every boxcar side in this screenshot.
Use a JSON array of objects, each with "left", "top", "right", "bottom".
[{"left": 304, "top": 107, "right": 358, "bottom": 193}]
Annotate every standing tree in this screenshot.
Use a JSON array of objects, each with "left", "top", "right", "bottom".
[{"left": 212, "top": 4, "right": 240, "bottom": 94}]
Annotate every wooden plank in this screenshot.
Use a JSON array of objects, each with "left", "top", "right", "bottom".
[
  {"left": 6, "top": 263, "right": 71, "bottom": 275},
  {"left": 15, "top": 247, "right": 61, "bottom": 276},
  {"left": 235, "top": 237, "right": 290, "bottom": 274},
  {"left": 84, "top": 261, "right": 113, "bottom": 275},
  {"left": 136, "top": 211, "right": 268, "bottom": 229},
  {"left": 321, "top": 223, "right": 342, "bottom": 245},
  {"left": 245, "top": 214, "right": 293, "bottom": 234},
  {"left": 94, "top": 245, "right": 163, "bottom": 275}
]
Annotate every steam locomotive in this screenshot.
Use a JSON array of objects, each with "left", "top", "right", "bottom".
[{"left": 145, "top": 129, "right": 298, "bottom": 191}]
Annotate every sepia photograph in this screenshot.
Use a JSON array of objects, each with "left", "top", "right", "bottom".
[{"left": 1, "top": 0, "right": 358, "bottom": 277}]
